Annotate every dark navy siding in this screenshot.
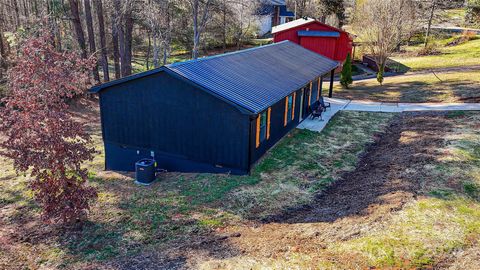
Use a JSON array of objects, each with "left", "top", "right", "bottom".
[
  {"left": 250, "top": 88, "right": 304, "bottom": 163},
  {"left": 103, "top": 142, "right": 247, "bottom": 175},
  {"left": 99, "top": 71, "right": 250, "bottom": 173}
]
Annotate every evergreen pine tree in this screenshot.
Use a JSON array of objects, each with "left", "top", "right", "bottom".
[{"left": 340, "top": 53, "right": 353, "bottom": 88}]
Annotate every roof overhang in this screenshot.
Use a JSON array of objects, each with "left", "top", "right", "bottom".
[{"left": 89, "top": 67, "right": 167, "bottom": 93}]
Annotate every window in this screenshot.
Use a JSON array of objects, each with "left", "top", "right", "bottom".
[
  {"left": 260, "top": 111, "right": 267, "bottom": 142},
  {"left": 256, "top": 108, "right": 271, "bottom": 148},
  {"left": 287, "top": 95, "right": 293, "bottom": 118},
  {"left": 284, "top": 93, "right": 296, "bottom": 126}
]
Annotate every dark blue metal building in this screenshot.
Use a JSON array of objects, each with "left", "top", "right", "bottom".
[{"left": 90, "top": 41, "right": 338, "bottom": 175}]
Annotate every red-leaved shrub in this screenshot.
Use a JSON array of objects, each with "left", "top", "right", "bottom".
[{"left": 0, "top": 27, "right": 97, "bottom": 224}]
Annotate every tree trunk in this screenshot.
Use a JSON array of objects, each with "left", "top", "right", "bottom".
[
  {"left": 146, "top": 32, "right": 151, "bottom": 70},
  {"left": 22, "top": 0, "right": 28, "bottom": 19},
  {"left": 84, "top": 0, "right": 100, "bottom": 83},
  {"left": 0, "top": 30, "right": 4, "bottom": 61},
  {"left": 33, "top": 0, "right": 39, "bottom": 17},
  {"left": 192, "top": 0, "right": 200, "bottom": 59},
  {"left": 153, "top": 34, "right": 160, "bottom": 68},
  {"left": 94, "top": 0, "right": 110, "bottom": 81},
  {"left": 123, "top": 11, "right": 133, "bottom": 76},
  {"left": 111, "top": 1, "right": 121, "bottom": 79},
  {"left": 191, "top": 0, "right": 211, "bottom": 59},
  {"left": 222, "top": 0, "right": 227, "bottom": 52},
  {"left": 162, "top": 45, "right": 168, "bottom": 66},
  {"left": 68, "top": 0, "right": 87, "bottom": 59},
  {"left": 424, "top": 0, "right": 436, "bottom": 48},
  {"left": 163, "top": 2, "right": 171, "bottom": 65},
  {"left": 21, "top": 0, "right": 27, "bottom": 20},
  {"left": 0, "top": 27, "right": 4, "bottom": 79},
  {"left": 53, "top": 18, "right": 63, "bottom": 51},
  {"left": 13, "top": 0, "right": 21, "bottom": 28},
  {"left": 113, "top": 0, "right": 130, "bottom": 76}
]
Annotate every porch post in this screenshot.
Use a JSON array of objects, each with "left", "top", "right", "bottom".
[
  {"left": 319, "top": 76, "right": 323, "bottom": 96},
  {"left": 328, "top": 69, "right": 334, "bottom": 98}
]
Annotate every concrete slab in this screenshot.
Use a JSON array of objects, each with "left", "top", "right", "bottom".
[
  {"left": 343, "top": 103, "right": 383, "bottom": 112},
  {"left": 296, "top": 97, "right": 480, "bottom": 133},
  {"left": 297, "top": 100, "right": 344, "bottom": 132},
  {"left": 349, "top": 100, "right": 384, "bottom": 106},
  {"left": 380, "top": 103, "right": 402, "bottom": 113},
  {"left": 324, "top": 97, "right": 350, "bottom": 106}
]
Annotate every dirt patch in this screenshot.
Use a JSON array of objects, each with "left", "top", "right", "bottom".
[
  {"left": 195, "top": 112, "right": 460, "bottom": 268},
  {"left": 268, "top": 112, "right": 453, "bottom": 225}
]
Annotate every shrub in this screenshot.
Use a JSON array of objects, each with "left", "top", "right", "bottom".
[
  {"left": 466, "top": 0, "right": 480, "bottom": 26},
  {"left": 340, "top": 53, "right": 353, "bottom": 89},
  {"left": 446, "top": 30, "right": 478, "bottom": 47},
  {"left": 417, "top": 41, "right": 441, "bottom": 56},
  {"left": 0, "top": 27, "right": 97, "bottom": 224},
  {"left": 376, "top": 65, "right": 384, "bottom": 85}
]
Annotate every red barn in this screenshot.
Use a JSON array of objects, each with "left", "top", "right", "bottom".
[{"left": 272, "top": 18, "right": 354, "bottom": 69}]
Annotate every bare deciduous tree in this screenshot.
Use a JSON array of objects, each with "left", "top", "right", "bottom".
[
  {"left": 94, "top": 0, "right": 110, "bottom": 81},
  {"left": 190, "top": 0, "right": 212, "bottom": 59},
  {"left": 229, "top": 0, "right": 256, "bottom": 50},
  {"left": 112, "top": 0, "right": 134, "bottom": 77},
  {"left": 354, "top": 0, "right": 417, "bottom": 84},
  {"left": 142, "top": 0, "right": 173, "bottom": 67},
  {"left": 84, "top": 0, "right": 101, "bottom": 83},
  {"left": 286, "top": 0, "right": 345, "bottom": 25}
]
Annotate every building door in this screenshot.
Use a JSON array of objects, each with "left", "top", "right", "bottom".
[{"left": 302, "top": 86, "right": 310, "bottom": 118}]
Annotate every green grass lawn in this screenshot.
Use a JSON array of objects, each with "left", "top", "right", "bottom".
[
  {"left": 334, "top": 70, "right": 480, "bottom": 103},
  {"left": 0, "top": 111, "right": 393, "bottom": 269},
  {"left": 390, "top": 38, "right": 480, "bottom": 72},
  {"left": 3, "top": 109, "right": 480, "bottom": 269},
  {"left": 439, "top": 8, "right": 467, "bottom": 27}
]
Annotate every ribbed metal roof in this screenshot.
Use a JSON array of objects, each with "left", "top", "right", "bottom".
[
  {"left": 272, "top": 18, "right": 315, "bottom": 34},
  {"left": 298, "top": 30, "right": 340, "bottom": 37},
  {"left": 166, "top": 41, "right": 338, "bottom": 114}
]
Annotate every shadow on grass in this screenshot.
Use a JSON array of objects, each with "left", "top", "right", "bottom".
[{"left": 51, "top": 173, "right": 249, "bottom": 269}]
